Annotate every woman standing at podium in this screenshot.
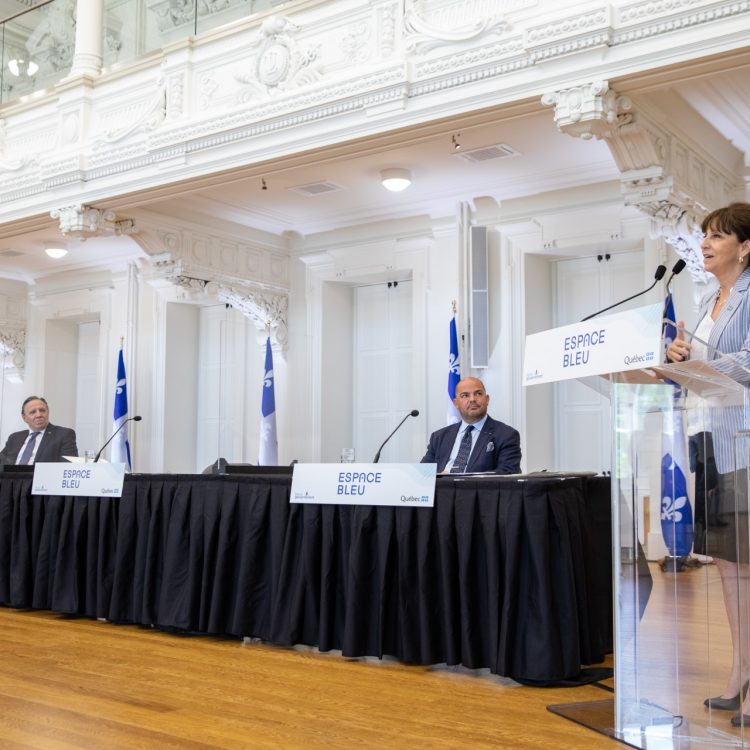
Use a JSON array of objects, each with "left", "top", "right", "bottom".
[{"left": 667, "top": 201, "right": 750, "bottom": 727}]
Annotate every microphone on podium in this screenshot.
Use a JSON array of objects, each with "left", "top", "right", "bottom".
[
  {"left": 581, "top": 264, "right": 666, "bottom": 322},
  {"left": 94, "top": 415, "right": 142, "bottom": 463},
  {"left": 373, "top": 410, "right": 419, "bottom": 464},
  {"left": 664, "top": 258, "right": 687, "bottom": 288}
]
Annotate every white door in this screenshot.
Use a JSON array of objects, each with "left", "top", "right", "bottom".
[
  {"left": 554, "top": 251, "right": 644, "bottom": 472},
  {"left": 354, "top": 281, "right": 416, "bottom": 463}
]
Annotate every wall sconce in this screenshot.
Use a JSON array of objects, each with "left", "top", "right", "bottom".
[
  {"left": 452, "top": 134, "right": 461, "bottom": 151},
  {"left": 380, "top": 168, "right": 412, "bottom": 192}
]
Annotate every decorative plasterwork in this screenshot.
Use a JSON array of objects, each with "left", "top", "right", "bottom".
[
  {"left": 50, "top": 205, "right": 138, "bottom": 239},
  {"left": 173, "top": 274, "right": 289, "bottom": 346},
  {"left": 92, "top": 77, "right": 167, "bottom": 145},
  {"left": 543, "top": 81, "right": 728, "bottom": 283},
  {"left": 0, "top": 0, "right": 749, "bottom": 222},
  {"left": 404, "top": 0, "right": 510, "bottom": 54},
  {"left": 0, "top": 327, "right": 25, "bottom": 372},
  {"left": 235, "top": 16, "right": 322, "bottom": 98},
  {"left": 541, "top": 81, "right": 633, "bottom": 142}
]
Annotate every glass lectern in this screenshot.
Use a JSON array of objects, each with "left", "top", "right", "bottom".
[{"left": 607, "top": 343, "right": 750, "bottom": 749}]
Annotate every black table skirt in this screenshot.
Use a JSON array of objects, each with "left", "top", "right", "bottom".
[{"left": 0, "top": 473, "right": 612, "bottom": 682}]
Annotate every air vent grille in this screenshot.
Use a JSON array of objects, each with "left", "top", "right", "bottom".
[
  {"left": 288, "top": 181, "right": 344, "bottom": 196},
  {"left": 456, "top": 143, "right": 520, "bottom": 163}
]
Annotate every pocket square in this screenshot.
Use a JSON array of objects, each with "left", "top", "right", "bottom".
[{"left": 486, "top": 441, "right": 494, "bottom": 452}]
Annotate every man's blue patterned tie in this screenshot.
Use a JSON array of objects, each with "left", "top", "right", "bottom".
[
  {"left": 450, "top": 425, "right": 474, "bottom": 474},
  {"left": 18, "top": 431, "right": 40, "bottom": 465}
]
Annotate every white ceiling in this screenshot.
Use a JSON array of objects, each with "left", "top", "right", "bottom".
[{"left": 0, "top": 63, "right": 749, "bottom": 283}]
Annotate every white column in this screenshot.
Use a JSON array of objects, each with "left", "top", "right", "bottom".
[{"left": 68, "top": 0, "right": 104, "bottom": 77}]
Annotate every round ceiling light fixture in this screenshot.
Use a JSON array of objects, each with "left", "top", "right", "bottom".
[
  {"left": 44, "top": 243, "right": 68, "bottom": 259},
  {"left": 380, "top": 168, "right": 412, "bottom": 192}
]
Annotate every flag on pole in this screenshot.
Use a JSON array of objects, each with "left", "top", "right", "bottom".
[
  {"left": 447, "top": 308, "right": 461, "bottom": 425},
  {"left": 660, "top": 292, "right": 693, "bottom": 558},
  {"left": 112, "top": 345, "right": 132, "bottom": 470},
  {"left": 259, "top": 336, "right": 278, "bottom": 465}
]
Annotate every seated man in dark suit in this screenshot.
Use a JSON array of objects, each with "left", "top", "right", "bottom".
[
  {"left": 0, "top": 396, "right": 78, "bottom": 465},
  {"left": 421, "top": 377, "right": 521, "bottom": 474}
]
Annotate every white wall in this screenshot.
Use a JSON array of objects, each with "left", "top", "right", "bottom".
[
  {"left": 320, "top": 281, "right": 354, "bottom": 463},
  {"left": 164, "top": 302, "right": 200, "bottom": 472},
  {"left": 523, "top": 253, "right": 554, "bottom": 472}
]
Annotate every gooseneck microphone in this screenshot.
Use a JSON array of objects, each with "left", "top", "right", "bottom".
[
  {"left": 664, "top": 258, "right": 687, "bottom": 288},
  {"left": 581, "top": 264, "right": 666, "bottom": 321},
  {"left": 94, "top": 415, "right": 142, "bottom": 462},
  {"left": 373, "top": 410, "right": 419, "bottom": 463}
]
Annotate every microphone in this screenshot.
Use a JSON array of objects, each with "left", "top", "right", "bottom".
[
  {"left": 664, "top": 258, "right": 687, "bottom": 288},
  {"left": 94, "top": 415, "right": 142, "bottom": 462},
  {"left": 373, "top": 410, "right": 419, "bottom": 463},
  {"left": 581, "top": 264, "right": 667, "bottom": 321}
]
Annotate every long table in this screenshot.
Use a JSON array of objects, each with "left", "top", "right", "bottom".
[{"left": 0, "top": 472, "right": 613, "bottom": 682}]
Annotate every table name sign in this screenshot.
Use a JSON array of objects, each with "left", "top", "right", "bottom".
[
  {"left": 291, "top": 463, "right": 437, "bottom": 507},
  {"left": 32, "top": 462, "right": 127, "bottom": 498},
  {"left": 523, "top": 303, "right": 663, "bottom": 386}
]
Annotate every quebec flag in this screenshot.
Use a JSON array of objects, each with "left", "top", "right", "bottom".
[
  {"left": 660, "top": 293, "right": 693, "bottom": 557},
  {"left": 447, "top": 313, "right": 461, "bottom": 424},
  {"left": 112, "top": 346, "right": 132, "bottom": 470},
  {"left": 258, "top": 336, "right": 278, "bottom": 465}
]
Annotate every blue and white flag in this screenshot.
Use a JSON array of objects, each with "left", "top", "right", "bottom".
[
  {"left": 447, "top": 313, "right": 461, "bottom": 424},
  {"left": 259, "top": 336, "right": 278, "bottom": 465},
  {"left": 660, "top": 292, "right": 693, "bottom": 557},
  {"left": 112, "top": 346, "right": 132, "bottom": 470}
]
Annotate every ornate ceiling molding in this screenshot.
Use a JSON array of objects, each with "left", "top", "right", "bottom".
[
  {"left": 543, "top": 80, "right": 725, "bottom": 282},
  {"left": 541, "top": 81, "right": 633, "bottom": 142},
  {"left": 50, "top": 204, "right": 137, "bottom": 239},
  {"left": 0, "top": 0, "right": 748, "bottom": 220}
]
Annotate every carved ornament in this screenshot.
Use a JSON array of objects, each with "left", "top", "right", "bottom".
[
  {"left": 541, "top": 81, "right": 633, "bottom": 141},
  {"left": 50, "top": 204, "right": 137, "bottom": 239},
  {"left": 404, "top": 0, "right": 509, "bottom": 54},
  {"left": 0, "top": 327, "right": 26, "bottom": 371},
  {"left": 235, "top": 16, "right": 321, "bottom": 99}
]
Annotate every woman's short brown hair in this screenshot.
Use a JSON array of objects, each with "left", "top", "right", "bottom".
[{"left": 701, "top": 202, "right": 750, "bottom": 243}]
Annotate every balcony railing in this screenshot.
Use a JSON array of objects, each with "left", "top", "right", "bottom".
[{"left": 0, "top": 0, "right": 289, "bottom": 106}]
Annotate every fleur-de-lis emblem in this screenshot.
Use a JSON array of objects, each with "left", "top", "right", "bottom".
[
  {"left": 115, "top": 377, "right": 126, "bottom": 395},
  {"left": 661, "top": 494, "right": 688, "bottom": 522},
  {"left": 264, "top": 369, "right": 273, "bottom": 388},
  {"left": 448, "top": 353, "right": 460, "bottom": 375}
]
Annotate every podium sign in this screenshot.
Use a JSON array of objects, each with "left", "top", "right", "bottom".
[
  {"left": 523, "top": 303, "right": 663, "bottom": 385},
  {"left": 290, "top": 463, "right": 437, "bottom": 507},
  {"left": 32, "top": 462, "right": 126, "bottom": 497}
]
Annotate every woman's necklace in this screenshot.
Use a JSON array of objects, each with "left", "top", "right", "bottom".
[{"left": 715, "top": 286, "right": 734, "bottom": 309}]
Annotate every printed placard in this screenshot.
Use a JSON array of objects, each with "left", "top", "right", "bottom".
[
  {"left": 290, "top": 463, "right": 437, "bottom": 507},
  {"left": 523, "top": 303, "right": 663, "bottom": 385},
  {"left": 31, "top": 462, "right": 126, "bottom": 498}
]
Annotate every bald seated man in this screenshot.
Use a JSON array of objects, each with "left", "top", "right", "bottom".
[
  {"left": 0, "top": 396, "right": 78, "bottom": 465},
  {"left": 421, "top": 377, "right": 521, "bottom": 474}
]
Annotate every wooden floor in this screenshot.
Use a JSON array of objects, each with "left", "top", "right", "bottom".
[{"left": 0, "top": 607, "right": 619, "bottom": 750}]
